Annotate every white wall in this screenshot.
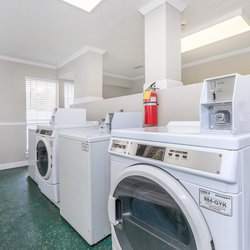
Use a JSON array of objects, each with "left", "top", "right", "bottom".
[
  {"left": 58, "top": 51, "right": 103, "bottom": 100},
  {"left": 72, "top": 83, "right": 202, "bottom": 125},
  {"left": 0, "top": 60, "right": 57, "bottom": 166}
]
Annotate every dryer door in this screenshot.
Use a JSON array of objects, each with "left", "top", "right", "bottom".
[
  {"left": 36, "top": 138, "right": 51, "bottom": 180},
  {"left": 109, "top": 164, "right": 214, "bottom": 250}
]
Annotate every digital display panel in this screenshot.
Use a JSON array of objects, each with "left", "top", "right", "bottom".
[
  {"left": 45, "top": 130, "right": 53, "bottom": 136},
  {"left": 110, "top": 140, "right": 128, "bottom": 154},
  {"left": 136, "top": 144, "right": 166, "bottom": 161}
]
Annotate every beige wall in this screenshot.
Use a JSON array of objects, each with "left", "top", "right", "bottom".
[
  {"left": 182, "top": 51, "right": 250, "bottom": 84},
  {"left": 103, "top": 75, "right": 132, "bottom": 88},
  {"left": 0, "top": 126, "right": 27, "bottom": 165},
  {"left": 0, "top": 59, "right": 57, "bottom": 165},
  {"left": 103, "top": 85, "right": 129, "bottom": 99},
  {"left": 127, "top": 78, "right": 145, "bottom": 95},
  {"left": 103, "top": 75, "right": 145, "bottom": 98},
  {"left": 58, "top": 79, "right": 65, "bottom": 108}
]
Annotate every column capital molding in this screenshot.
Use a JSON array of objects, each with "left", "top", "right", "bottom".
[{"left": 139, "top": 0, "right": 188, "bottom": 16}]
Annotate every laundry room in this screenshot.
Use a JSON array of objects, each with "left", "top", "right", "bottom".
[{"left": 1, "top": 0, "right": 250, "bottom": 249}]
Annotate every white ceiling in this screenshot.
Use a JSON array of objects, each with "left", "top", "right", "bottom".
[{"left": 0, "top": 0, "right": 250, "bottom": 78}]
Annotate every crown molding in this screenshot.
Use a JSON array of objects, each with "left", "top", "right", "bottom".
[
  {"left": 139, "top": 0, "right": 188, "bottom": 16},
  {"left": 104, "top": 72, "right": 145, "bottom": 81},
  {"left": 57, "top": 46, "right": 106, "bottom": 69},
  {"left": 0, "top": 55, "right": 56, "bottom": 69},
  {"left": 103, "top": 72, "right": 134, "bottom": 81},
  {"left": 182, "top": 46, "right": 250, "bottom": 69},
  {"left": 0, "top": 54, "right": 144, "bottom": 82}
]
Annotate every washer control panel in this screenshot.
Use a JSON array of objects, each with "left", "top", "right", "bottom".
[
  {"left": 110, "top": 139, "right": 129, "bottom": 154},
  {"left": 36, "top": 129, "right": 53, "bottom": 136},
  {"left": 135, "top": 144, "right": 166, "bottom": 161},
  {"left": 167, "top": 149, "right": 188, "bottom": 160},
  {"left": 165, "top": 147, "right": 222, "bottom": 174},
  {"left": 109, "top": 138, "right": 222, "bottom": 174}
]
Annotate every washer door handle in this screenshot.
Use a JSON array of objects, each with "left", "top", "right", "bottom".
[{"left": 108, "top": 196, "right": 122, "bottom": 226}]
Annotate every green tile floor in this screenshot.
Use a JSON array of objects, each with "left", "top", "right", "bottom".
[{"left": 0, "top": 167, "right": 112, "bottom": 250}]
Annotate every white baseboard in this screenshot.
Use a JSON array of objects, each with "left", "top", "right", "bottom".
[{"left": 0, "top": 161, "right": 28, "bottom": 171}]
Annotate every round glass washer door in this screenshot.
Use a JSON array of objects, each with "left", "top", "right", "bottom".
[
  {"left": 108, "top": 164, "right": 214, "bottom": 250},
  {"left": 36, "top": 138, "right": 51, "bottom": 180}
]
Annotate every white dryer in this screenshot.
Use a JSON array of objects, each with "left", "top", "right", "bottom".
[
  {"left": 36, "top": 122, "right": 98, "bottom": 206},
  {"left": 108, "top": 127, "right": 250, "bottom": 250}
]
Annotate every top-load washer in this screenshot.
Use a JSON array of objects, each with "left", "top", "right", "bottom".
[
  {"left": 36, "top": 121, "right": 99, "bottom": 206},
  {"left": 58, "top": 129, "right": 111, "bottom": 245},
  {"left": 58, "top": 112, "right": 143, "bottom": 245},
  {"left": 108, "top": 126, "right": 250, "bottom": 250}
]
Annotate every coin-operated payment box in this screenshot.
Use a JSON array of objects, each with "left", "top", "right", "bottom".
[{"left": 200, "top": 73, "right": 250, "bottom": 134}]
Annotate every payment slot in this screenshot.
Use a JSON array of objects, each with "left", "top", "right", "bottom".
[{"left": 200, "top": 73, "right": 250, "bottom": 134}]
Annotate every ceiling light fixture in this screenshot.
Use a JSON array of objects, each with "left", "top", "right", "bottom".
[
  {"left": 61, "top": 0, "right": 104, "bottom": 12},
  {"left": 181, "top": 10, "right": 250, "bottom": 53}
]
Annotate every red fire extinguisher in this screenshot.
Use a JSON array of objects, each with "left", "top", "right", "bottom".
[{"left": 143, "top": 82, "right": 158, "bottom": 126}]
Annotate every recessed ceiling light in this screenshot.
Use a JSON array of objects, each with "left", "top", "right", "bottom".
[
  {"left": 181, "top": 14, "right": 250, "bottom": 53},
  {"left": 61, "top": 0, "right": 104, "bottom": 12}
]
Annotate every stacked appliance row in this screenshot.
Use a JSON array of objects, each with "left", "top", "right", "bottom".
[{"left": 28, "top": 73, "right": 250, "bottom": 250}]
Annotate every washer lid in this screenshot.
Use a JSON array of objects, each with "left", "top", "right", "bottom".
[
  {"left": 109, "top": 165, "right": 214, "bottom": 250},
  {"left": 59, "top": 129, "right": 110, "bottom": 142},
  {"left": 111, "top": 126, "right": 250, "bottom": 150}
]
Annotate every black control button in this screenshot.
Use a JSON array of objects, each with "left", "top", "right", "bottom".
[
  {"left": 175, "top": 154, "right": 180, "bottom": 157},
  {"left": 168, "top": 153, "right": 173, "bottom": 156},
  {"left": 182, "top": 155, "right": 187, "bottom": 159}
]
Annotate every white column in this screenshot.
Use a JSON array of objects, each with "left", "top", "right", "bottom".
[
  {"left": 140, "top": 0, "right": 187, "bottom": 83},
  {"left": 57, "top": 47, "right": 105, "bottom": 104},
  {"left": 74, "top": 51, "right": 103, "bottom": 100}
]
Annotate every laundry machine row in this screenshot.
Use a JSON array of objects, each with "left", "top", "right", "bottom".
[{"left": 35, "top": 122, "right": 99, "bottom": 206}]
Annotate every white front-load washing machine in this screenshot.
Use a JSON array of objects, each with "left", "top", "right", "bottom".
[
  {"left": 108, "top": 127, "right": 250, "bottom": 250},
  {"left": 35, "top": 122, "right": 99, "bottom": 206},
  {"left": 36, "top": 129, "right": 58, "bottom": 202}
]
